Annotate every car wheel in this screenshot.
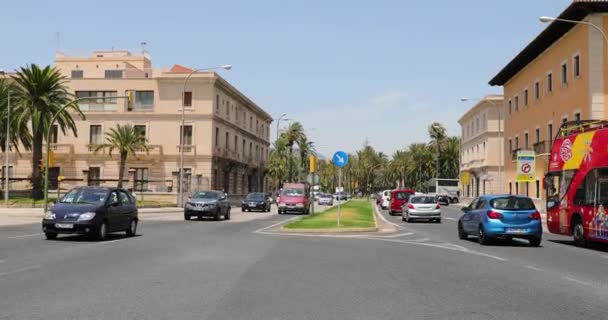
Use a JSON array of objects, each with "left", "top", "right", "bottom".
[
  {"left": 529, "top": 237, "right": 541, "bottom": 247},
  {"left": 388, "top": 210, "right": 393, "bottom": 216},
  {"left": 458, "top": 221, "right": 468, "bottom": 240},
  {"left": 97, "top": 221, "right": 108, "bottom": 241},
  {"left": 478, "top": 225, "right": 490, "bottom": 246},
  {"left": 452, "top": 198, "right": 459, "bottom": 204},
  {"left": 126, "top": 219, "right": 138, "bottom": 237},
  {"left": 241, "top": 207, "right": 245, "bottom": 212},
  {"left": 214, "top": 209, "right": 221, "bottom": 221},
  {"left": 45, "top": 232, "right": 58, "bottom": 240},
  {"left": 435, "top": 218, "right": 442, "bottom": 224},
  {"left": 402, "top": 215, "right": 406, "bottom": 222},
  {"left": 573, "top": 218, "right": 587, "bottom": 247},
  {"left": 225, "top": 207, "right": 231, "bottom": 220},
  {"left": 184, "top": 211, "right": 191, "bottom": 220}
]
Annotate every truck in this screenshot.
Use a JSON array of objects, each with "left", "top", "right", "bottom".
[{"left": 277, "top": 182, "right": 311, "bottom": 214}]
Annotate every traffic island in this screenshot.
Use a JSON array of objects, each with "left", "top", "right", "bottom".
[{"left": 282, "top": 200, "right": 378, "bottom": 233}]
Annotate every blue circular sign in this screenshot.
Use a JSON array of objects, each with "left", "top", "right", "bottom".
[{"left": 332, "top": 151, "right": 348, "bottom": 168}]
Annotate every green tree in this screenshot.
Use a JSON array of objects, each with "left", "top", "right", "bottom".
[
  {"left": 268, "top": 136, "right": 288, "bottom": 191},
  {"left": 0, "top": 79, "right": 31, "bottom": 154},
  {"left": 282, "top": 122, "right": 305, "bottom": 182},
  {"left": 298, "top": 136, "right": 316, "bottom": 179},
  {"left": 428, "top": 122, "right": 447, "bottom": 178},
  {"left": 440, "top": 136, "right": 460, "bottom": 179},
  {"left": 94, "top": 124, "right": 149, "bottom": 188},
  {"left": 11, "top": 65, "right": 83, "bottom": 199}
]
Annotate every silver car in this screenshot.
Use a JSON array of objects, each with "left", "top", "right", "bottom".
[
  {"left": 184, "top": 190, "right": 231, "bottom": 221},
  {"left": 318, "top": 193, "right": 334, "bottom": 206},
  {"left": 402, "top": 195, "right": 441, "bottom": 223}
]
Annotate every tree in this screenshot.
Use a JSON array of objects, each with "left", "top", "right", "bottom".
[
  {"left": 11, "top": 65, "right": 83, "bottom": 199},
  {"left": 440, "top": 136, "right": 460, "bottom": 179},
  {"left": 268, "top": 136, "right": 288, "bottom": 191},
  {"left": 298, "top": 136, "right": 316, "bottom": 179},
  {"left": 94, "top": 124, "right": 149, "bottom": 188},
  {"left": 428, "top": 122, "right": 447, "bottom": 178},
  {"left": 282, "top": 122, "right": 305, "bottom": 182},
  {"left": 0, "top": 79, "right": 31, "bottom": 154}
]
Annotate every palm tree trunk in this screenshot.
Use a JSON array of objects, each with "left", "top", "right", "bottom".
[
  {"left": 288, "top": 146, "right": 293, "bottom": 182},
  {"left": 118, "top": 151, "right": 127, "bottom": 188},
  {"left": 31, "top": 129, "right": 43, "bottom": 200}
]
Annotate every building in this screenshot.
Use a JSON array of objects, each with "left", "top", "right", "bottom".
[
  {"left": 3, "top": 50, "right": 272, "bottom": 200},
  {"left": 458, "top": 95, "right": 505, "bottom": 198},
  {"left": 489, "top": 1, "right": 608, "bottom": 200}
]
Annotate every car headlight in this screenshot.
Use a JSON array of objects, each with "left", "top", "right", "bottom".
[
  {"left": 279, "top": 202, "right": 286, "bottom": 207},
  {"left": 77, "top": 212, "right": 96, "bottom": 221},
  {"left": 44, "top": 212, "right": 56, "bottom": 220}
]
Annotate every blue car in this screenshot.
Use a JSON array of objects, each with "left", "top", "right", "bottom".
[{"left": 457, "top": 195, "right": 542, "bottom": 247}]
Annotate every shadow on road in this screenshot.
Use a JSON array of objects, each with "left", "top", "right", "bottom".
[
  {"left": 52, "top": 234, "right": 142, "bottom": 242},
  {"left": 462, "top": 237, "right": 541, "bottom": 248},
  {"left": 549, "top": 239, "right": 608, "bottom": 253}
]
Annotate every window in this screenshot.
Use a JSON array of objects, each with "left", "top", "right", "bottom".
[
  {"left": 466, "top": 124, "right": 470, "bottom": 137},
  {"left": 482, "top": 114, "right": 486, "bottom": 129},
  {"left": 476, "top": 118, "right": 479, "bottom": 132},
  {"left": 548, "top": 124, "right": 553, "bottom": 146},
  {"left": 134, "top": 125, "right": 146, "bottom": 139},
  {"left": 48, "top": 125, "right": 58, "bottom": 144},
  {"left": 88, "top": 167, "right": 100, "bottom": 186},
  {"left": 183, "top": 92, "right": 192, "bottom": 107},
  {"left": 214, "top": 128, "right": 219, "bottom": 146},
  {"left": 76, "top": 91, "right": 117, "bottom": 111},
  {"left": 249, "top": 142, "right": 253, "bottom": 157},
  {"left": 561, "top": 63, "right": 568, "bottom": 84},
  {"left": 575, "top": 112, "right": 581, "bottom": 122},
  {"left": 71, "top": 70, "right": 83, "bottom": 78},
  {"left": 234, "top": 135, "right": 238, "bottom": 152},
  {"left": 104, "top": 70, "right": 123, "bottom": 79},
  {"left": 509, "top": 139, "right": 512, "bottom": 151},
  {"left": 181, "top": 125, "right": 193, "bottom": 146},
  {"left": 515, "top": 137, "right": 519, "bottom": 149},
  {"left": 524, "top": 89, "right": 529, "bottom": 106},
  {"left": 535, "top": 180, "right": 540, "bottom": 199},
  {"left": 515, "top": 182, "right": 519, "bottom": 195},
  {"left": 547, "top": 73, "right": 553, "bottom": 93},
  {"left": 227, "top": 102, "right": 230, "bottom": 118},
  {"left": 508, "top": 100, "right": 512, "bottom": 114},
  {"left": 216, "top": 95, "right": 220, "bottom": 113},
  {"left": 514, "top": 96, "right": 519, "bottom": 111},
  {"left": 225, "top": 132, "right": 229, "bottom": 149},
  {"left": 242, "top": 139, "right": 246, "bottom": 155},
  {"left": 89, "top": 125, "right": 102, "bottom": 145},
  {"left": 134, "top": 168, "right": 149, "bottom": 192},
  {"left": 535, "top": 128, "right": 540, "bottom": 144},
  {"left": 133, "top": 91, "right": 154, "bottom": 110},
  {"left": 119, "top": 190, "right": 134, "bottom": 205},
  {"left": 524, "top": 133, "right": 529, "bottom": 149},
  {"left": 255, "top": 145, "right": 259, "bottom": 159},
  {"left": 535, "top": 81, "right": 540, "bottom": 100},
  {"left": 574, "top": 55, "right": 581, "bottom": 77},
  {"left": 509, "top": 182, "right": 512, "bottom": 195},
  {"left": 250, "top": 116, "right": 253, "bottom": 130}
]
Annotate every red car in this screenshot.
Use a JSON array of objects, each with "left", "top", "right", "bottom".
[{"left": 389, "top": 189, "right": 415, "bottom": 215}]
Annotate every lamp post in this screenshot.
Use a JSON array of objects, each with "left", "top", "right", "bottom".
[
  {"left": 540, "top": 16, "right": 608, "bottom": 45},
  {"left": 0, "top": 70, "right": 10, "bottom": 206},
  {"left": 274, "top": 114, "right": 289, "bottom": 142},
  {"left": 177, "top": 65, "right": 232, "bottom": 208},
  {"left": 431, "top": 124, "right": 441, "bottom": 181}
]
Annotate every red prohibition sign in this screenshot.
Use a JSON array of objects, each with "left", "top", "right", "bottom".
[{"left": 521, "top": 163, "right": 532, "bottom": 173}]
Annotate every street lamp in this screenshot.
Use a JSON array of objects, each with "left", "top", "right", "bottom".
[
  {"left": 0, "top": 69, "right": 10, "bottom": 206},
  {"left": 274, "top": 114, "right": 289, "bottom": 142},
  {"left": 177, "top": 65, "right": 232, "bottom": 208},
  {"left": 540, "top": 16, "right": 608, "bottom": 45},
  {"left": 431, "top": 123, "right": 441, "bottom": 180}
]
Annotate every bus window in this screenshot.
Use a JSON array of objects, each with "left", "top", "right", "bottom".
[
  {"left": 598, "top": 178, "right": 608, "bottom": 206},
  {"left": 545, "top": 170, "right": 576, "bottom": 209}
]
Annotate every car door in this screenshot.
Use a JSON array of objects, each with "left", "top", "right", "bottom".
[
  {"left": 219, "top": 192, "right": 228, "bottom": 214},
  {"left": 461, "top": 198, "right": 479, "bottom": 232},
  {"left": 471, "top": 197, "right": 487, "bottom": 229},
  {"left": 118, "top": 190, "right": 136, "bottom": 230},
  {"left": 106, "top": 191, "right": 122, "bottom": 232}
]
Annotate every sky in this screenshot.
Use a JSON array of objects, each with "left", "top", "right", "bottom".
[{"left": 0, "top": 0, "right": 573, "bottom": 158}]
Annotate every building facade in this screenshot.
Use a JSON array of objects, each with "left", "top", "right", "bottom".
[
  {"left": 458, "top": 95, "right": 505, "bottom": 198},
  {"left": 3, "top": 50, "right": 272, "bottom": 199},
  {"left": 490, "top": 1, "right": 608, "bottom": 200}
]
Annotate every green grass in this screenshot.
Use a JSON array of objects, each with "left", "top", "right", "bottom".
[
  {"left": 284, "top": 200, "right": 375, "bottom": 229},
  {"left": 7, "top": 197, "right": 57, "bottom": 205}
]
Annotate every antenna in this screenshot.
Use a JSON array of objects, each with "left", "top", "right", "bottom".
[{"left": 140, "top": 41, "right": 148, "bottom": 54}]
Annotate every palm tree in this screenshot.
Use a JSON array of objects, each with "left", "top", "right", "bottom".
[
  {"left": 268, "top": 136, "right": 288, "bottom": 191},
  {"left": 0, "top": 79, "right": 31, "bottom": 154},
  {"left": 408, "top": 143, "right": 434, "bottom": 191},
  {"left": 282, "top": 122, "right": 305, "bottom": 182},
  {"left": 440, "top": 136, "right": 460, "bottom": 179},
  {"left": 94, "top": 124, "right": 149, "bottom": 188},
  {"left": 11, "top": 65, "right": 83, "bottom": 199},
  {"left": 298, "top": 136, "right": 316, "bottom": 179},
  {"left": 428, "top": 122, "right": 447, "bottom": 178}
]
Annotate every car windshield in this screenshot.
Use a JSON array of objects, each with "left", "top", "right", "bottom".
[
  {"left": 490, "top": 197, "right": 536, "bottom": 210},
  {"left": 191, "top": 192, "right": 219, "bottom": 200},
  {"left": 281, "top": 188, "right": 305, "bottom": 196},
  {"left": 410, "top": 196, "right": 436, "bottom": 204},
  {"left": 394, "top": 192, "right": 411, "bottom": 200},
  {"left": 246, "top": 193, "right": 264, "bottom": 200},
  {"left": 59, "top": 189, "right": 108, "bottom": 205}
]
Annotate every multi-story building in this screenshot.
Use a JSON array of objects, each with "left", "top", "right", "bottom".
[
  {"left": 3, "top": 50, "right": 272, "bottom": 199},
  {"left": 490, "top": 1, "right": 608, "bottom": 200},
  {"left": 458, "top": 95, "right": 504, "bottom": 198}
]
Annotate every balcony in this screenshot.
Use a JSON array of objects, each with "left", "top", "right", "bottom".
[
  {"left": 533, "top": 141, "right": 547, "bottom": 155},
  {"left": 87, "top": 144, "right": 103, "bottom": 152},
  {"left": 512, "top": 148, "right": 521, "bottom": 161},
  {"left": 177, "top": 145, "right": 195, "bottom": 153},
  {"left": 45, "top": 143, "right": 74, "bottom": 154},
  {"left": 79, "top": 103, "right": 117, "bottom": 112}
]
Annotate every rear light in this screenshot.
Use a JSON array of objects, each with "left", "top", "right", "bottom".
[
  {"left": 407, "top": 203, "right": 415, "bottom": 209},
  {"left": 529, "top": 211, "right": 541, "bottom": 220},
  {"left": 487, "top": 210, "right": 504, "bottom": 219},
  {"left": 435, "top": 204, "right": 441, "bottom": 209}
]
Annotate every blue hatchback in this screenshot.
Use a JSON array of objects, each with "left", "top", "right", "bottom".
[{"left": 458, "top": 195, "right": 542, "bottom": 247}]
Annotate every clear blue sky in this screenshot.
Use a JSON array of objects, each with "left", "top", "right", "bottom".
[{"left": 1, "top": 0, "right": 572, "bottom": 157}]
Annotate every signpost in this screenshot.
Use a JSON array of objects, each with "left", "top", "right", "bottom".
[
  {"left": 516, "top": 150, "right": 536, "bottom": 182},
  {"left": 332, "top": 151, "right": 348, "bottom": 228},
  {"left": 308, "top": 155, "right": 318, "bottom": 215}
]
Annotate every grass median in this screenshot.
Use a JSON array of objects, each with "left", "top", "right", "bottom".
[{"left": 284, "top": 200, "right": 376, "bottom": 231}]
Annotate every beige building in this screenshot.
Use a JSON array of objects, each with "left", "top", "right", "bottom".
[
  {"left": 3, "top": 50, "right": 272, "bottom": 199},
  {"left": 458, "top": 95, "right": 505, "bottom": 197}
]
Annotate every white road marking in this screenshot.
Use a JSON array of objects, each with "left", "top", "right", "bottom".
[
  {"left": 525, "top": 265, "right": 543, "bottom": 272},
  {"left": 373, "top": 204, "right": 403, "bottom": 229},
  {"left": 563, "top": 276, "right": 590, "bottom": 286},
  {"left": 369, "top": 232, "right": 414, "bottom": 238},
  {"left": 0, "top": 265, "right": 41, "bottom": 278},
  {"left": 253, "top": 216, "right": 300, "bottom": 234},
  {"left": 7, "top": 233, "right": 43, "bottom": 239}
]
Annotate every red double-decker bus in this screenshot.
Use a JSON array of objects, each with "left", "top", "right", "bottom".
[{"left": 545, "top": 120, "right": 608, "bottom": 246}]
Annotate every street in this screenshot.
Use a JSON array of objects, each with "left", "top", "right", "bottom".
[{"left": 1, "top": 204, "right": 608, "bottom": 320}]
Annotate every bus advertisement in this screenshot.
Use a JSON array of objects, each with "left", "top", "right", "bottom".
[
  {"left": 545, "top": 120, "right": 608, "bottom": 246},
  {"left": 426, "top": 178, "right": 460, "bottom": 203}
]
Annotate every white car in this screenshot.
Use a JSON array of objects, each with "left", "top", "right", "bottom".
[
  {"left": 402, "top": 195, "right": 441, "bottom": 223},
  {"left": 381, "top": 190, "right": 392, "bottom": 209}
]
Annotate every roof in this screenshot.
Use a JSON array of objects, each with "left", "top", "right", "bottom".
[
  {"left": 169, "top": 64, "right": 193, "bottom": 73},
  {"left": 489, "top": 0, "right": 608, "bottom": 86},
  {"left": 458, "top": 95, "right": 503, "bottom": 124}
]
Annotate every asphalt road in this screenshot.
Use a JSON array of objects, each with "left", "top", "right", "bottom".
[{"left": 1, "top": 202, "right": 608, "bottom": 320}]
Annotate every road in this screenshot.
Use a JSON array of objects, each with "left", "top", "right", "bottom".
[{"left": 1, "top": 203, "right": 608, "bottom": 319}]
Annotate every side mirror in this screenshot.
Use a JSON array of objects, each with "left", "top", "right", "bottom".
[
  {"left": 52, "top": 199, "right": 57, "bottom": 204},
  {"left": 110, "top": 201, "right": 120, "bottom": 207},
  {"left": 461, "top": 207, "right": 469, "bottom": 212}
]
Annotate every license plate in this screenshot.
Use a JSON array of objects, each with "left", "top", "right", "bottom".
[
  {"left": 506, "top": 228, "right": 527, "bottom": 233},
  {"left": 55, "top": 223, "right": 73, "bottom": 229},
  {"left": 249, "top": 203, "right": 257, "bottom": 206}
]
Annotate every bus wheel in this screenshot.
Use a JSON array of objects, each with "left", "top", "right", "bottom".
[{"left": 572, "top": 217, "right": 587, "bottom": 247}]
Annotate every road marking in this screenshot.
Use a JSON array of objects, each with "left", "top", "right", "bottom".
[
  {"left": 0, "top": 265, "right": 41, "bottom": 278},
  {"left": 525, "top": 265, "right": 543, "bottom": 272},
  {"left": 563, "top": 276, "right": 590, "bottom": 286},
  {"left": 370, "top": 232, "right": 414, "bottom": 238},
  {"left": 7, "top": 233, "right": 42, "bottom": 239},
  {"left": 253, "top": 216, "right": 300, "bottom": 234},
  {"left": 373, "top": 204, "right": 403, "bottom": 230},
  {"left": 444, "top": 217, "right": 458, "bottom": 221}
]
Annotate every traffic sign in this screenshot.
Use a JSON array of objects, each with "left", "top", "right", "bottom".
[
  {"left": 521, "top": 163, "right": 531, "bottom": 174},
  {"left": 306, "top": 173, "right": 319, "bottom": 185},
  {"left": 332, "top": 151, "right": 348, "bottom": 168}
]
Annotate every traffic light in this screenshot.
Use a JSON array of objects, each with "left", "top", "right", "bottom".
[
  {"left": 48, "top": 150, "right": 55, "bottom": 168},
  {"left": 38, "top": 159, "right": 44, "bottom": 173},
  {"left": 126, "top": 90, "right": 134, "bottom": 111},
  {"left": 309, "top": 155, "right": 317, "bottom": 173}
]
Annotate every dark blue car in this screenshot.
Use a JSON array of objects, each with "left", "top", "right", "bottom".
[
  {"left": 42, "top": 187, "right": 138, "bottom": 241},
  {"left": 458, "top": 195, "right": 542, "bottom": 246}
]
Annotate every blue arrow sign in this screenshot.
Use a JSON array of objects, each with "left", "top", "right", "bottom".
[{"left": 332, "top": 151, "right": 348, "bottom": 168}]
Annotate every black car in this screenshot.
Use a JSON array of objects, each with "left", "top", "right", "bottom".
[
  {"left": 42, "top": 187, "right": 138, "bottom": 241},
  {"left": 334, "top": 192, "right": 348, "bottom": 201},
  {"left": 242, "top": 192, "right": 271, "bottom": 212},
  {"left": 437, "top": 195, "right": 450, "bottom": 206},
  {"left": 184, "top": 190, "right": 231, "bottom": 220}
]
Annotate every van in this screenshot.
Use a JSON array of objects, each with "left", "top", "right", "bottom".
[
  {"left": 277, "top": 182, "right": 311, "bottom": 214},
  {"left": 381, "top": 190, "right": 392, "bottom": 209},
  {"left": 389, "top": 189, "right": 416, "bottom": 215}
]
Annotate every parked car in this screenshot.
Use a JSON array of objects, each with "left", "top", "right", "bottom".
[
  {"left": 241, "top": 192, "right": 272, "bottom": 212},
  {"left": 458, "top": 195, "right": 542, "bottom": 247},
  {"left": 436, "top": 195, "right": 450, "bottom": 206},
  {"left": 389, "top": 189, "right": 416, "bottom": 215},
  {"left": 380, "top": 190, "right": 392, "bottom": 209},
  {"left": 318, "top": 193, "right": 334, "bottom": 206},
  {"left": 278, "top": 182, "right": 311, "bottom": 214},
  {"left": 403, "top": 195, "right": 441, "bottom": 223},
  {"left": 184, "top": 190, "right": 231, "bottom": 221},
  {"left": 346, "top": 193, "right": 352, "bottom": 200},
  {"left": 334, "top": 192, "right": 348, "bottom": 201},
  {"left": 42, "top": 186, "right": 138, "bottom": 241}
]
